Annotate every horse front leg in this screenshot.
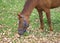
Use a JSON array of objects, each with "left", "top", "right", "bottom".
[
  {"left": 36, "top": 8, "right": 44, "bottom": 32},
  {"left": 44, "top": 8, "right": 53, "bottom": 31}
]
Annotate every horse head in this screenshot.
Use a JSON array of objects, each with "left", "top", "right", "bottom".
[{"left": 18, "top": 13, "right": 29, "bottom": 35}]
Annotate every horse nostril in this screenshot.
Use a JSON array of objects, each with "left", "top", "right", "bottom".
[{"left": 18, "top": 29, "right": 26, "bottom": 35}]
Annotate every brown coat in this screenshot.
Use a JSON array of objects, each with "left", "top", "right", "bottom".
[{"left": 18, "top": 0, "right": 60, "bottom": 35}]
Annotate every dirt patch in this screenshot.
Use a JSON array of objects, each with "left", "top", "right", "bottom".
[{"left": 0, "top": 28, "right": 60, "bottom": 43}]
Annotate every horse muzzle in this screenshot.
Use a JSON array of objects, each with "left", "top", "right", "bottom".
[{"left": 18, "top": 28, "right": 26, "bottom": 35}]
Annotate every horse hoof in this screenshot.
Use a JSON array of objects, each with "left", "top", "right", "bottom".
[
  {"left": 40, "top": 29, "right": 44, "bottom": 32},
  {"left": 18, "top": 29, "right": 26, "bottom": 35},
  {"left": 39, "top": 28, "right": 44, "bottom": 32}
]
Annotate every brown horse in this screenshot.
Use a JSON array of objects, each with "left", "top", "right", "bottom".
[{"left": 18, "top": 0, "right": 60, "bottom": 35}]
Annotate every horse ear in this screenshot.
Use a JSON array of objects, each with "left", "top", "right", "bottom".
[{"left": 18, "top": 13, "right": 22, "bottom": 19}]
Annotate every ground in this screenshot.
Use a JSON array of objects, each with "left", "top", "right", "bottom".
[{"left": 0, "top": 0, "right": 60, "bottom": 43}]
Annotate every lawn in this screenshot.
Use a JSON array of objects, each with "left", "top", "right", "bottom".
[{"left": 0, "top": 0, "right": 60, "bottom": 43}]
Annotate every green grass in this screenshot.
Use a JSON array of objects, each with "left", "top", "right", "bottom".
[{"left": 0, "top": 0, "right": 60, "bottom": 39}]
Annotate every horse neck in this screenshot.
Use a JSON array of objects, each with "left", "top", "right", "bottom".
[{"left": 21, "top": 0, "right": 37, "bottom": 17}]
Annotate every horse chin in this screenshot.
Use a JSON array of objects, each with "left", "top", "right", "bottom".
[{"left": 18, "top": 28, "right": 26, "bottom": 35}]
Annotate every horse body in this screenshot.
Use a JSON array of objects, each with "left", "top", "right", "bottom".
[
  {"left": 18, "top": 0, "right": 60, "bottom": 35},
  {"left": 36, "top": 0, "right": 60, "bottom": 9},
  {"left": 51, "top": 0, "right": 60, "bottom": 8}
]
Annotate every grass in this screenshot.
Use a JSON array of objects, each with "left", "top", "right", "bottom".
[{"left": 0, "top": 0, "right": 60, "bottom": 43}]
